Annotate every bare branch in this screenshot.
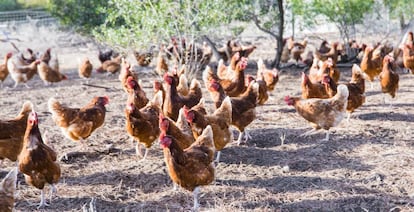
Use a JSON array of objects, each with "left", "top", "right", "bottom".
[{"left": 251, "top": 14, "right": 280, "bottom": 40}]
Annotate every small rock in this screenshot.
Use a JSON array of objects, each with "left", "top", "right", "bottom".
[{"left": 282, "top": 165, "right": 290, "bottom": 173}]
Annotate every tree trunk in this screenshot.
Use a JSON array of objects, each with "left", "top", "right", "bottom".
[
  {"left": 291, "top": 11, "right": 295, "bottom": 38},
  {"left": 400, "top": 15, "right": 406, "bottom": 31},
  {"left": 201, "top": 35, "right": 222, "bottom": 61},
  {"left": 272, "top": 0, "right": 284, "bottom": 68}
]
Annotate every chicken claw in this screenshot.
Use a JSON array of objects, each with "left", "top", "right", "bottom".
[
  {"left": 59, "top": 153, "right": 68, "bottom": 162},
  {"left": 244, "top": 131, "right": 252, "bottom": 142}
]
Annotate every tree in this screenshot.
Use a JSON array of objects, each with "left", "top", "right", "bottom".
[
  {"left": 93, "top": 0, "right": 239, "bottom": 50},
  {"left": 47, "top": 0, "right": 108, "bottom": 31},
  {"left": 383, "top": 0, "right": 414, "bottom": 30},
  {"left": 298, "top": 0, "right": 375, "bottom": 43},
  {"left": 0, "top": 0, "right": 19, "bottom": 11},
  {"left": 247, "top": 0, "right": 285, "bottom": 68},
  {"left": 286, "top": 0, "right": 310, "bottom": 39},
  {"left": 90, "top": 0, "right": 254, "bottom": 76}
]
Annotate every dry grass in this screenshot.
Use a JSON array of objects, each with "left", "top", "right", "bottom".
[{"left": 0, "top": 22, "right": 414, "bottom": 211}]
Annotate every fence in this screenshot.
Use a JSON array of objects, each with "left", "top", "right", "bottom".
[{"left": 0, "top": 8, "right": 56, "bottom": 27}]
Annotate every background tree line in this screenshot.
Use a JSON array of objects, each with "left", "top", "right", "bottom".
[{"left": 1, "top": 0, "right": 414, "bottom": 68}]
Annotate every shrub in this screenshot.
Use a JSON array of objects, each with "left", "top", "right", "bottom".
[
  {"left": 47, "top": 0, "right": 108, "bottom": 30},
  {"left": 0, "top": 0, "right": 20, "bottom": 11}
]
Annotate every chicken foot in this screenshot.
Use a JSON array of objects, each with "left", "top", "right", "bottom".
[
  {"left": 321, "top": 130, "right": 330, "bottom": 141},
  {"left": 300, "top": 128, "right": 330, "bottom": 141},
  {"left": 59, "top": 139, "right": 87, "bottom": 161},
  {"left": 299, "top": 128, "right": 319, "bottom": 137}
]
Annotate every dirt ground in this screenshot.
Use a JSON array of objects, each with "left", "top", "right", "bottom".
[{"left": 1, "top": 22, "right": 414, "bottom": 212}]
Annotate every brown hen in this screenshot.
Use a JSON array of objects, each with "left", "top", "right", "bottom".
[
  {"left": 18, "top": 111, "right": 61, "bottom": 209},
  {"left": 0, "top": 101, "right": 33, "bottom": 163},
  {"left": 160, "top": 125, "right": 215, "bottom": 210}
]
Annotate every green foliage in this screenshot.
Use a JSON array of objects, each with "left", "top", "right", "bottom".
[
  {"left": 0, "top": 0, "right": 20, "bottom": 11},
  {"left": 93, "top": 0, "right": 239, "bottom": 49},
  {"left": 310, "top": 0, "right": 374, "bottom": 25},
  {"left": 0, "top": 0, "right": 47, "bottom": 11},
  {"left": 289, "top": 0, "right": 374, "bottom": 41},
  {"left": 384, "top": 0, "right": 414, "bottom": 14},
  {"left": 383, "top": 0, "right": 414, "bottom": 24},
  {"left": 237, "top": 0, "right": 284, "bottom": 67},
  {"left": 47, "top": 0, "right": 108, "bottom": 30},
  {"left": 288, "top": 0, "right": 306, "bottom": 16},
  {"left": 17, "top": 0, "right": 48, "bottom": 8}
]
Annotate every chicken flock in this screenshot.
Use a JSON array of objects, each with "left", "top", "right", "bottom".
[{"left": 0, "top": 31, "right": 412, "bottom": 211}]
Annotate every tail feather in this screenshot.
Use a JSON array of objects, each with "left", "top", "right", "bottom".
[
  {"left": 196, "top": 125, "right": 215, "bottom": 151},
  {"left": 214, "top": 96, "right": 232, "bottom": 124},
  {"left": 149, "top": 90, "right": 163, "bottom": 108},
  {"left": 48, "top": 98, "right": 61, "bottom": 115},
  {"left": 202, "top": 66, "right": 212, "bottom": 88},
  {"left": 176, "top": 107, "right": 192, "bottom": 136},
  {"left": 48, "top": 98, "right": 72, "bottom": 127},
  {"left": 190, "top": 78, "right": 201, "bottom": 90}
]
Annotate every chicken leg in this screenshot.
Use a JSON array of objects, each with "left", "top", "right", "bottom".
[
  {"left": 193, "top": 186, "right": 200, "bottom": 210},
  {"left": 142, "top": 148, "right": 149, "bottom": 161},
  {"left": 383, "top": 94, "right": 395, "bottom": 108},
  {"left": 346, "top": 112, "right": 351, "bottom": 122},
  {"left": 38, "top": 188, "right": 50, "bottom": 209},
  {"left": 135, "top": 143, "right": 142, "bottom": 157},
  {"left": 59, "top": 139, "right": 87, "bottom": 161},
  {"left": 135, "top": 143, "right": 149, "bottom": 161},
  {"left": 130, "top": 137, "right": 135, "bottom": 146},
  {"left": 215, "top": 151, "right": 221, "bottom": 163},
  {"left": 172, "top": 182, "right": 178, "bottom": 191},
  {"left": 236, "top": 130, "right": 252, "bottom": 145},
  {"left": 13, "top": 82, "right": 31, "bottom": 89},
  {"left": 49, "top": 184, "right": 57, "bottom": 203},
  {"left": 236, "top": 132, "right": 244, "bottom": 145}
]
